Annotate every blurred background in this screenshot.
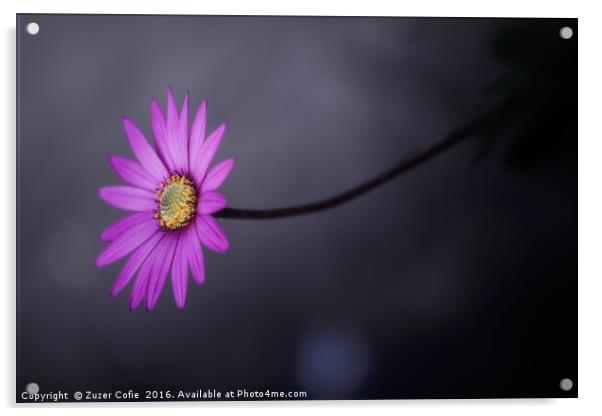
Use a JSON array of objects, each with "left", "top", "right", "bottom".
[{"left": 17, "top": 15, "right": 576, "bottom": 400}]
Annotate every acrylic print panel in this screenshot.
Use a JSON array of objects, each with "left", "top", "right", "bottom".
[{"left": 16, "top": 14, "right": 577, "bottom": 402}]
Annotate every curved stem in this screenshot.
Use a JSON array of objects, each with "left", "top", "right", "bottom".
[{"left": 215, "top": 98, "right": 520, "bottom": 220}]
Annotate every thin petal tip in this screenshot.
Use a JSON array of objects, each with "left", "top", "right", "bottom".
[
  {"left": 108, "top": 155, "right": 122, "bottom": 168},
  {"left": 121, "top": 117, "right": 139, "bottom": 133},
  {"left": 216, "top": 243, "right": 230, "bottom": 253},
  {"left": 145, "top": 296, "right": 158, "bottom": 312},
  {"left": 196, "top": 100, "right": 207, "bottom": 115},
  {"left": 97, "top": 187, "right": 109, "bottom": 202}
]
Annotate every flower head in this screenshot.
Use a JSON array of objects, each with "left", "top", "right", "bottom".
[{"left": 96, "top": 88, "right": 233, "bottom": 311}]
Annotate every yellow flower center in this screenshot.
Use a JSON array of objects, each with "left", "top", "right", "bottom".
[{"left": 155, "top": 174, "right": 197, "bottom": 230}]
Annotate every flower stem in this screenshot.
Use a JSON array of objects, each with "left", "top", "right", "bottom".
[{"left": 215, "top": 97, "right": 521, "bottom": 220}]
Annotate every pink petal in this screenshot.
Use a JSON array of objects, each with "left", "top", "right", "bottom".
[
  {"left": 166, "top": 88, "right": 187, "bottom": 173},
  {"left": 111, "top": 232, "right": 164, "bottom": 297},
  {"left": 196, "top": 214, "right": 229, "bottom": 253},
  {"left": 151, "top": 98, "right": 177, "bottom": 172},
  {"left": 100, "top": 211, "right": 154, "bottom": 242},
  {"left": 197, "top": 191, "right": 226, "bottom": 214},
  {"left": 96, "top": 219, "right": 159, "bottom": 267},
  {"left": 129, "top": 252, "right": 155, "bottom": 310},
  {"left": 98, "top": 186, "right": 157, "bottom": 211},
  {"left": 123, "top": 117, "right": 169, "bottom": 182},
  {"left": 176, "top": 92, "right": 189, "bottom": 173},
  {"left": 145, "top": 234, "right": 178, "bottom": 311},
  {"left": 202, "top": 158, "right": 234, "bottom": 192},
  {"left": 189, "top": 101, "right": 207, "bottom": 175},
  {"left": 166, "top": 87, "right": 179, "bottom": 138},
  {"left": 171, "top": 232, "right": 190, "bottom": 309},
  {"left": 186, "top": 228, "right": 205, "bottom": 285},
  {"left": 190, "top": 123, "right": 226, "bottom": 185},
  {"left": 110, "top": 155, "right": 157, "bottom": 191}
]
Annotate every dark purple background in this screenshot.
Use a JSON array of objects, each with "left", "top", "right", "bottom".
[{"left": 17, "top": 14, "right": 577, "bottom": 401}]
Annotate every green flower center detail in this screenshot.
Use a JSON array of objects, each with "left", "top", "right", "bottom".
[{"left": 156, "top": 175, "right": 197, "bottom": 230}]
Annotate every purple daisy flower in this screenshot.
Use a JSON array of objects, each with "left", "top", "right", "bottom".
[{"left": 96, "top": 88, "right": 233, "bottom": 311}]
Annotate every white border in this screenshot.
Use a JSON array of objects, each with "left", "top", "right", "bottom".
[{"left": 2, "top": 1, "right": 598, "bottom": 414}]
